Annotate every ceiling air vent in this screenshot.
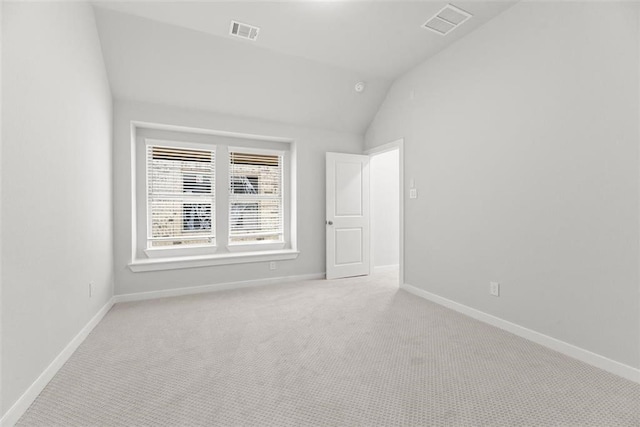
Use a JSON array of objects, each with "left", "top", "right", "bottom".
[
  {"left": 229, "top": 20, "right": 260, "bottom": 41},
  {"left": 422, "top": 4, "right": 472, "bottom": 36}
]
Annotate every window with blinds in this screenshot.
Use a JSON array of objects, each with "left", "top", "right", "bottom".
[
  {"left": 147, "top": 145, "right": 215, "bottom": 247},
  {"left": 229, "top": 151, "right": 283, "bottom": 243}
]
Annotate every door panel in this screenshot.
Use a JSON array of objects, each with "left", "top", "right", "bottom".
[
  {"left": 335, "top": 162, "right": 363, "bottom": 216},
  {"left": 335, "top": 228, "right": 363, "bottom": 265},
  {"left": 326, "top": 152, "right": 370, "bottom": 280}
]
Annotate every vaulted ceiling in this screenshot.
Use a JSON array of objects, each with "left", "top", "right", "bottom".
[{"left": 93, "top": 1, "right": 516, "bottom": 134}]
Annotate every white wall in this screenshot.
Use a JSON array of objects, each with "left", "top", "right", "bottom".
[
  {"left": 366, "top": 1, "right": 640, "bottom": 369},
  {"left": 1, "top": 2, "right": 113, "bottom": 415},
  {"left": 113, "top": 100, "right": 363, "bottom": 296},
  {"left": 371, "top": 149, "right": 399, "bottom": 269}
]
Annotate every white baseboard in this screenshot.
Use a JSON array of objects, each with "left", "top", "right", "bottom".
[
  {"left": 114, "top": 273, "right": 326, "bottom": 303},
  {"left": 373, "top": 264, "right": 399, "bottom": 274},
  {"left": 0, "top": 298, "right": 115, "bottom": 427},
  {"left": 401, "top": 283, "right": 640, "bottom": 384}
]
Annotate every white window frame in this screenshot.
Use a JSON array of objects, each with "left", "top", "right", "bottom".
[
  {"left": 227, "top": 146, "right": 286, "bottom": 252},
  {"left": 128, "top": 122, "right": 298, "bottom": 272},
  {"left": 144, "top": 139, "right": 218, "bottom": 259}
]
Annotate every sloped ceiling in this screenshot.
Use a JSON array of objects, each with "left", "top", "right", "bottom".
[{"left": 93, "top": 1, "right": 516, "bottom": 134}]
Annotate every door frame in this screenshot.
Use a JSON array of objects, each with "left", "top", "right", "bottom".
[{"left": 365, "top": 138, "right": 404, "bottom": 286}]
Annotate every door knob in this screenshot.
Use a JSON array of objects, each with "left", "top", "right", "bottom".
[{"left": 326, "top": 220, "right": 333, "bottom": 225}]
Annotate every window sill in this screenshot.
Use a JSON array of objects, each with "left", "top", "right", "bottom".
[{"left": 128, "top": 249, "right": 300, "bottom": 272}]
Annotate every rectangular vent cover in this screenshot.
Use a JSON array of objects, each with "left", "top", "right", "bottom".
[
  {"left": 230, "top": 20, "right": 260, "bottom": 41},
  {"left": 423, "top": 4, "right": 472, "bottom": 36}
]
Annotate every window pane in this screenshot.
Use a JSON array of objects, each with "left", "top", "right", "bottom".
[
  {"left": 183, "top": 203, "right": 212, "bottom": 231},
  {"left": 147, "top": 145, "right": 215, "bottom": 247},
  {"left": 229, "top": 151, "right": 283, "bottom": 243}
]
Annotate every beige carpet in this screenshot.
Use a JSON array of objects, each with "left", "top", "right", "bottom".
[{"left": 18, "top": 271, "right": 640, "bottom": 426}]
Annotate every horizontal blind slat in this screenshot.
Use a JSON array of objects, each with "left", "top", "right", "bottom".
[
  {"left": 148, "top": 144, "right": 216, "bottom": 247},
  {"left": 229, "top": 151, "right": 283, "bottom": 242}
]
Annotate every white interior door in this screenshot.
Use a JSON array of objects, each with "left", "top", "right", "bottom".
[{"left": 326, "top": 152, "right": 370, "bottom": 280}]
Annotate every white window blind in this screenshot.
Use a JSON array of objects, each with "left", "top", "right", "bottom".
[
  {"left": 229, "top": 151, "right": 283, "bottom": 243},
  {"left": 147, "top": 145, "right": 215, "bottom": 247}
]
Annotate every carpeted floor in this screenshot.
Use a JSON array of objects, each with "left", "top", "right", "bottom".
[{"left": 18, "top": 270, "right": 640, "bottom": 426}]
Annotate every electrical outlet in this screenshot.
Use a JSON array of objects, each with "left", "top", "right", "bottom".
[
  {"left": 269, "top": 262, "right": 276, "bottom": 270},
  {"left": 89, "top": 282, "right": 93, "bottom": 298},
  {"left": 490, "top": 281, "right": 500, "bottom": 297},
  {"left": 409, "top": 189, "right": 418, "bottom": 199}
]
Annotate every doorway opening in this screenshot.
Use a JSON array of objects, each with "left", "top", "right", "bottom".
[{"left": 368, "top": 140, "right": 403, "bottom": 287}]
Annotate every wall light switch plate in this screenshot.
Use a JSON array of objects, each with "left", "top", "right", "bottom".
[
  {"left": 269, "top": 262, "right": 276, "bottom": 270},
  {"left": 409, "top": 189, "right": 418, "bottom": 199}
]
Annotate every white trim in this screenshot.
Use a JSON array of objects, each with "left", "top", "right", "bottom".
[
  {"left": 114, "top": 272, "right": 325, "bottom": 303},
  {"left": 128, "top": 249, "right": 300, "bottom": 272},
  {"left": 365, "top": 139, "right": 403, "bottom": 156},
  {"left": 131, "top": 120, "right": 294, "bottom": 143},
  {"left": 0, "top": 298, "right": 115, "bottom": 427},
  {"left": 373, "top": 264, "right": 400, "bottom": 274},
  {"left": 145, "top": 138, "right": 216, "bottom": 152},
  {"left": 131, "top": 122, "right": 297, "bottom": 270},
  {"left": 401, "top": 283, "right": 640, "bottom": 384},
  {"left": 366, "top": 139, "right": 404, "bottom": 286}
]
